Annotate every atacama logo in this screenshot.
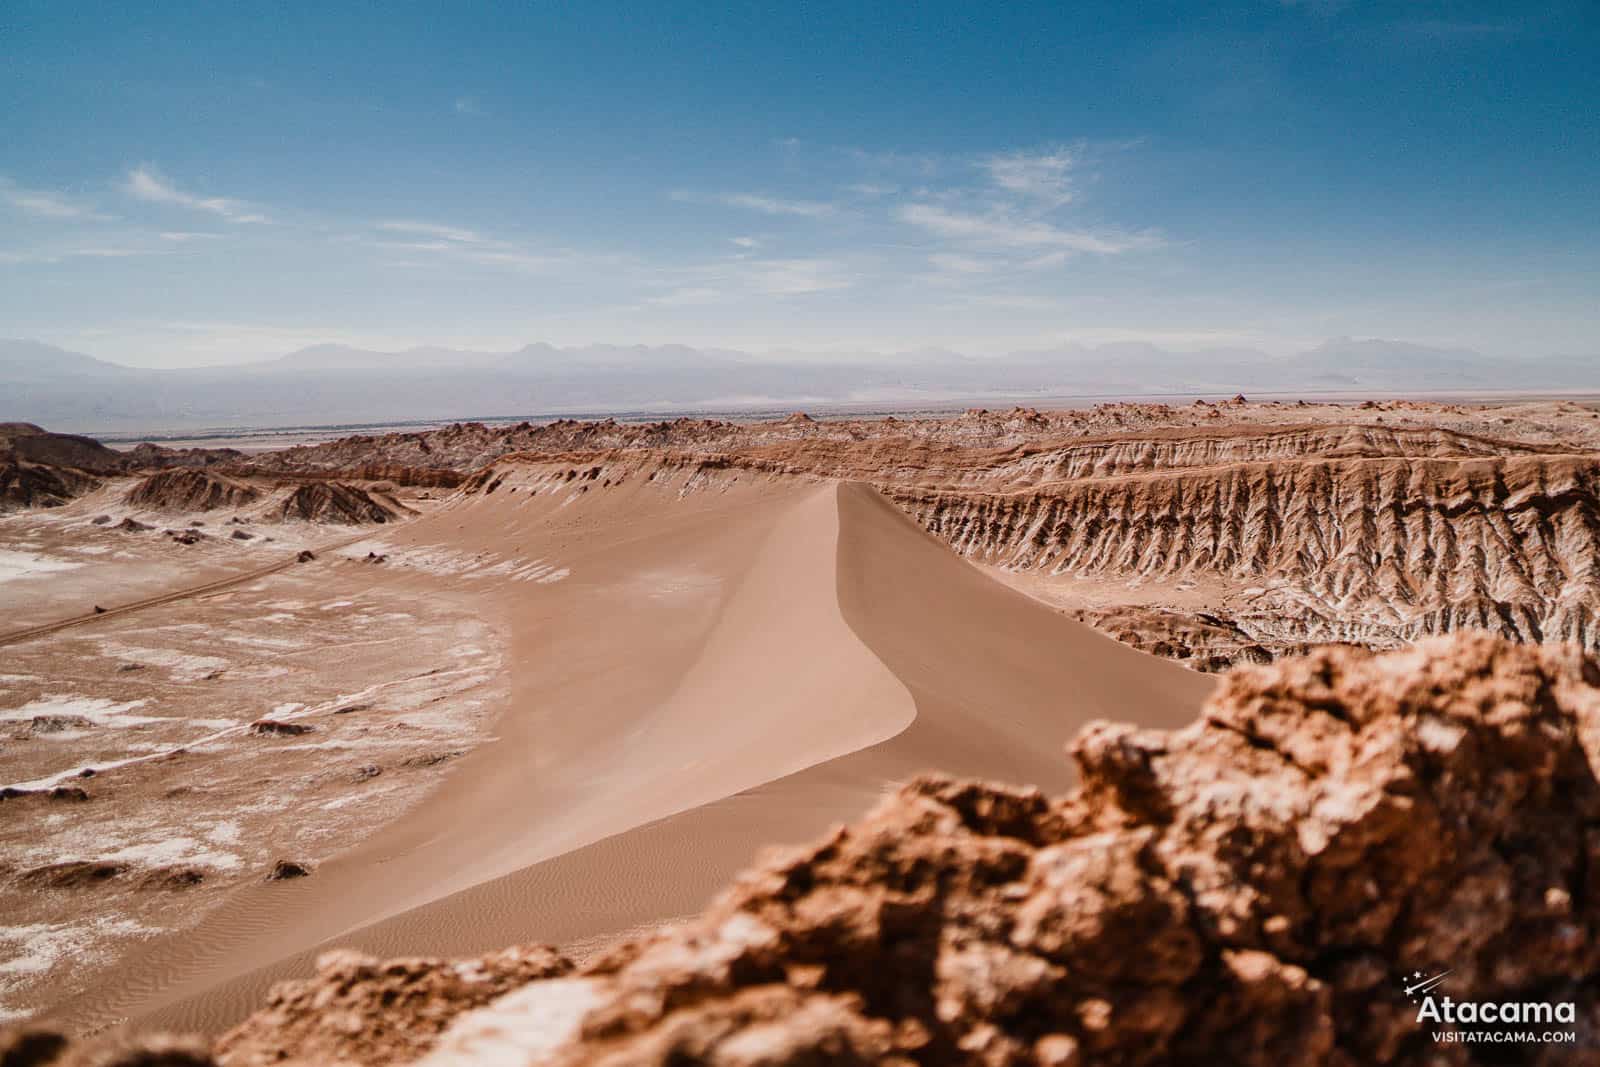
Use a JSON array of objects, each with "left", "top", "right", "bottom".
[{"left": 1403, "top": 969, "right": 1576, "bottom": 1046}]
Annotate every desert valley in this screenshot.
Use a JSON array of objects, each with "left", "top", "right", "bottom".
[
  {"left": 6, "top": 395, "right": 1600, "bottom": 1062},
  {"left": 8, "top": 3, "right": 1600, "bottom": 1061}
]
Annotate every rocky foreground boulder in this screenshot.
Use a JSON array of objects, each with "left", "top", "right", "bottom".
[{"left": 11, "top": 632, "right": 1600, "bottom": 1065}]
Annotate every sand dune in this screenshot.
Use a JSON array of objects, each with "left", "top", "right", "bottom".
[{"left": 47, "top": 473, "right": 1210, "bottom": 1036}]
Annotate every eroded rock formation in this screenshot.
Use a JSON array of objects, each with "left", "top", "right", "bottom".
[
  {"left": 215, "top": 946, "right": 571, "bottom": 1066},
  {"left": 894, "top": 454, "right": 1600, "bottom": 654},
  {"left": 274, "top": 482, "right": 403, "bottom": 525},
  {"left": 0, "top": 459, "right": 99, "bottom": 512},
  {"left": 124, "top": 470, "right": 261, "bottom": 512}
]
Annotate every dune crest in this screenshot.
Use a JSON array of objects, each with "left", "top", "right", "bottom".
[{"left": 44, "top": 472, "right": 1206, "bottom": 1036}]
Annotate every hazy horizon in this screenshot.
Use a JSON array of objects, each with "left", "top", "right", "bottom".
[{"left": 5, "top": 332, "right": 1597, "bottom": 436}]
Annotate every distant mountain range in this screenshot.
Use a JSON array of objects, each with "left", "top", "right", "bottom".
[{"left": 1, "top": 337, "right": 1595, "bottom": 434}]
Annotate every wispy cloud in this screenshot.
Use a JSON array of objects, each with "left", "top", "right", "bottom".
[
  {"left": 123, "top": 166, "right": 270, "bottom": 224},
  {"left": 845, "top": 182, "right": 899, "bottom": 198},
  {"left": 898, "top": 204, "right": 1157, "bottom": 255},
  {"left": 648, "top": 286, "right": 724, "bottom": 307},
  {"left": 0, "top": 244, "right": 170, "bottom": 265},
  {"left": 374, "top": 240, "right": 453, "bottom": 256},
  {"left": 982, "top": 147, "right": 1078, "bottom": 207},
  {"left": 1023, "top": 250, "right": 1071, "bottom": 270},
  {"left": 369, "top": 219, "right": 560, "bottom": 271},
  {"left": 679, "top": 191, "right": 837, "bottom": 218},
  {"left": 376, "top": 219, "right": 491, "bottom": 244},
  {"left": 746, "top": 257, "right": 851, "bottom": 294},
  {"left": 454, "top": 95, "right": 483, "bottom": 115},
  {"left": 159, "top": 231, "right": 226, "bottom": 242},
  {"left": 730, "top": 236, "right": 761, "bottom": 249},
  {"left": 463, "top": 249, "right": 554, "bottom": 270},
  {"left": 0, "top": 179, "right": 110, "bottom": 221},
  {"left": 655, "top": 256, "right": 854, "bottom": 302},
  {"left": 928, "top": 252, "right": 993, "bottom": 274}
]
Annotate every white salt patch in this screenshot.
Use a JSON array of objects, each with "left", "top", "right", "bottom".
[
  {"left": 320, "top": 600, "right": 354, "bottom": 610},
  {"left": 221, "top": 634, "right": 305, "bottom": 650},
  {"left": 0, "top": 694, "right": 154, "bottom": 727},
  {"left": 536, "top": 568, "right": 570, "bottom": 584},
  {"left": 320, "top": 792, "right": 378, "bottom": 811},
  {"left": 203, "top": 820, "right": 242, "bottom": 845},
  {"left": 0, "top": 548, "right": 81, "bottom": 584},
  {"left": 96, "top": 642, "right": 229, "bottom": 682},
  {"left": 0, "top": 918, "right": 158, "bottom": 1015},
  {"left": 99, "top": 837, "right": 242, "bottom": 871},
  {"left": 272, "top": 702, "right": 306, "bottom": 716},
  {"left": 66, "top": 545, "right": 115, "bottom": 556},
  {"left": 5, "top": 753, "right": 148, "bottom": 792},
  {"left": 0, "top": 919, "right": 154, "bottom": 976},
  {"left": 259, "top": 612, "right": 297, "bottom": 623}
]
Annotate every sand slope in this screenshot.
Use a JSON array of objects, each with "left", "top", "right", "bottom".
[{"left": 51, "top": 475, "right": 1211, "bottom": 1035}]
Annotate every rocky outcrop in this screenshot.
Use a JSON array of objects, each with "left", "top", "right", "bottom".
[
  {"left": 895, "top": 455, "right": 1600, "bottom": 654},
  {"left": 121, "top": 442, "right": 248, "bottom": 470},
  {"left": 237, "top": 400, "right": 1600, "bottom": 482},
  {"left": 214, "top": 946, "right": 572, "bottom": 1066},
  {"left": 0, "top": 422, "right": 108, "bottom": 511},
  {"left": 0, "top": 1027, "right": 211, "bottom": 1067},
  {"left": 20, "top": 632, "right": 1596, "bottom": 1066},
  {"left": 124, "top": 470, "right": 261, "bottom": 512},
  {"left": 247, "top": 720, "right": 312, "bottom": 737},
  {"left": 273, "top": 482, "right": 402, "bottom": 525},
  {"left": 0, "top": 424, "right": 237, "bottom": 513},
  {"left": 0, "top": 459, "right": 99, "bottom": 512},
  {"left": 1068, "top": 604, "right": 1284, "bottom": 672},
  {"left": 0, "top": 422, "right": 126, "bottom": 474}
]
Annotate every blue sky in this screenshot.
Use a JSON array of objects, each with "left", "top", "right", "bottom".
[{"left": 2, "top": 1, "right": 1596, "bottom": 367}]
